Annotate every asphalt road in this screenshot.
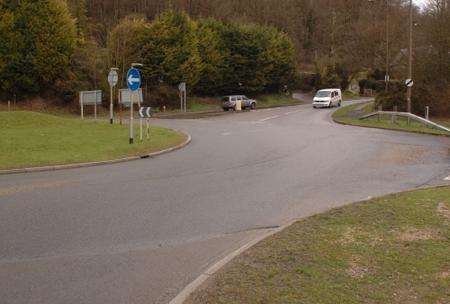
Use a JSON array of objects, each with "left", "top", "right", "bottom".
[{"left": 1, "top": 101, "right": 449, "bottom": 304}]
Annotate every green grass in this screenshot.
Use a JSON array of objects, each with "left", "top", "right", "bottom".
[
  {"left": 188, "top": 187, "right": 450, "bottom": 304},
  {"left": 188, "top": 102, "right": 220, "bottom": 112},
  {"left": 333, "top": 103, "right": 450, "bottom": 136},
  {"left": 0, "top": 111, "right": 186, "bottom": 170},
  {"left": 342, "top": 90, "right": 365, "bottom": 101},
  {"left": 158, "top": 94, "right": 303, "bottom": 115},
  {"left": 256, "top": 94, "right": 304, "bottom": 108}
]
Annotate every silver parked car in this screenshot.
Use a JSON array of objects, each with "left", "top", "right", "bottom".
[{"left": 222, "top": 95, "right": 257, "bottom": 111}]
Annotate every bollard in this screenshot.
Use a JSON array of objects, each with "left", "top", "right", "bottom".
[
  {"left": 425, "top": 106, "right": 429, "bottom": 120},
  {"left": 8, "top": 100, "right": 10, "bottom": 112}
]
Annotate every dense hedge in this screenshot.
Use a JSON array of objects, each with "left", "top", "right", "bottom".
[{"left": 108, "top": 11, "right": 297, "bottom": 97}]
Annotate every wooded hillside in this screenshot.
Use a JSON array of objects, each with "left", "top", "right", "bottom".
[{"left": 1, "top": 0, "right": 449, "bottom": 114}]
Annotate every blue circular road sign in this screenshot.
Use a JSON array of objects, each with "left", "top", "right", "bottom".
[{"left": 127, "top": 68, "right": 142, "bottom": 91}]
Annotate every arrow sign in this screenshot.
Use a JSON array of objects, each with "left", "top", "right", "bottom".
[
  {"left": 405, "top": 79, "right": 414, "bottom": 88},
  {"left": 127, "top": 68, "right": 142, "bottom": 91},
  {"left": 139, "top": 107, "right": 152, "bottom": 118}
]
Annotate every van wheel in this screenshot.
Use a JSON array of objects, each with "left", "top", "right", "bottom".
[
  {"left": 338, "top": 101, "right": 342, "bottom": 107},
  {"left": 251, "top": 103, "right": 256, "bottom": 110}
]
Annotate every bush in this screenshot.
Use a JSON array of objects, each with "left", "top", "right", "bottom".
[{"left": 375, "top": 81, "right": 406, "bottom": 111}]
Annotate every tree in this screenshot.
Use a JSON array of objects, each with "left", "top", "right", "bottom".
[
  {"left": 139, "top": 10, "right": 203, "bottom": 89},
  {"left": 0, "top": 0, "right": 76, "bottom": 99}
]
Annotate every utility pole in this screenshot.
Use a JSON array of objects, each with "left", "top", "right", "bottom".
[
  {"left": 406, "top": 0, "right": 413, "bottom": 114},
  {"left": 385, "top": 0, "right": 390, "bottom": 92}
]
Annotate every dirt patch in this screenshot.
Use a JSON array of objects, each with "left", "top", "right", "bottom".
[
  {"left": 396, "top": 228, "right": 442, "bottom": 242},
  {"left": 346, "top": 256, "right": 370, "bottom": 279},
  {"left": 337, "top": 227, "right": 383, "bottom": 247},
  {"left": 371, "top": 145, "right": 427, "bottom": 167},
  {"left": 437, "top": 202, "right": 450, "bottom": 219},
  {"left": 338, "top": 227, "right": 357, "bottom": 245},
  {"left": 393, "top": 289, "right": 420, "bottom": 304},
  {"left": 437, "top": 271, "right": 449, "bottom": 279}
]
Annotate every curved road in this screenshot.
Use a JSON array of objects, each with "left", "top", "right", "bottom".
[{"left": 1, "top": 102, "right": 449, "bottom": 304}]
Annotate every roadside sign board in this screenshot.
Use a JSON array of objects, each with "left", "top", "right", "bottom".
[
  {"left": 79, "top": 90, "right": 102, "bottom": 105},
  {"left": 108, "top": 70, "right": 118, "bottom": 87},
  {"left": 139, "top": 107, "right": 152, "bottom": 118},
  {"left": 178, "top": 82, "right": 186, "bottom": 92},
  {"left": 127, "top": 68, "right": 142, "bottom": 91},
  {"left": 405, "top": 79, "right": 414, "bottom": 87},
  {"left": 119, "top": 88, "right": 143, "bottom": 107},
  {"left": 79, "top": 90, "right": 102, "bottom": 119}
]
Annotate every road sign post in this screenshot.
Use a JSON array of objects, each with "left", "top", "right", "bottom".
[
  {"left": 127, "top": 67, "right": 142, "bottom": 144},
  {"left": 405, "top": 78, "right": 414, "bottom": 125},
  {"left": 108, "top": 68, "right": 119, "bottom": 124},
  {"left": 139, "top": 107, "right": 153, "bottom": 140},
  {"left": 179, "top": 82, "right": 187, "bottom": 113}
]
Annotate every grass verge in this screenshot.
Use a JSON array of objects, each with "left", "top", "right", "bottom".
[
  {"left": 332, "top": 103, "right": 450, "bottom": 136},
  {"left": 0, "top": 111, "right": 186, "bottom": 170},
  {"left": 256, "top": 94, "right": 304, "bottom": 108},
  {"left": 188, "top": 187, "right": 450, "bottom": 304}
]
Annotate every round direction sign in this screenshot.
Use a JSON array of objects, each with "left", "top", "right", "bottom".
[
  {"left": 405, "top": 79, "right": 414, "bottom": 88},
  {"left": 108, "top": 70, "right": 118, "bottom": 87},
  {"left": 127, "top": 68, "right": 142, "bottom": 91}
]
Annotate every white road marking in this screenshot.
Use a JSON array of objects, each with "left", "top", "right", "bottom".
[
  {"left": 444, "top": 176, "right": 450, "bottom": 181},
  {"left": 284, "top": 110, "right": 303, "bottom": 116},
  {"left": 221, "top": 132, "right": 232, "bottom": 136},
  {"left": 258, "top": 115, "right": 280, "bottom": 122}
]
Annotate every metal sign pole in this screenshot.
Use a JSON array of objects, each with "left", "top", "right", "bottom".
[
  {"left": 180, "top": 90, "right": 183, "bottom": 112},
  {"left": 127, "top": 65, "right": 142, "bottom": 144},
  {"left": 108, "top": 68, "right": 118, "bottom": 124},
  {"left": 94, "top": 100, "right": 97, "bottom": 120},
  {"left": 80, "top": 92, "right": 84, "bottom": 120},
  {"left": 139, "top": 94, "right": 143, "bottom": 141},
  {"left": 110, "top": 86, "right": 114, "bottom": 124},
  {"left": 130, "top": 92, "right": 134, "bottom": 144},
  {"left": 184, "top": 89, "right": 187, "bottom": 112}
]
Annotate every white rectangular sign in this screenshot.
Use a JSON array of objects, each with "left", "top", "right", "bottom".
[
  {"left": 119, "top": 88, "right": 143, "bottom": 107},
  {"left": 79, "top": 90, "right": 102, "bottom": 105}
]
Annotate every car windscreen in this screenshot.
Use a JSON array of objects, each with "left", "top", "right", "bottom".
[{"left": 315, "top": 91, "right": 331, "bottom": 98}]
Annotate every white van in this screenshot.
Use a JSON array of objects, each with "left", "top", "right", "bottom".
[{"left": 313, "top": 89, "right": 342, "bottom": 108}]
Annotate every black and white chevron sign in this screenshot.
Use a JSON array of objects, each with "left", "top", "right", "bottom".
[
  {"left": 405, "top": 79, "right": 414, "bottom": 88},
  {"left": 139, "top": 107, "right": 152, "bottom": 118}
]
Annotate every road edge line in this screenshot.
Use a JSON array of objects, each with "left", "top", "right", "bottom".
[{"left": 0, "top": 132, "right": 192, "bottom": 175}]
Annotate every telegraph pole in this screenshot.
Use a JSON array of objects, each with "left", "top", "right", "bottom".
[
  {"left": 406, "top": 0, "right": 413, "bottom": 114},
  {"left": 385, "top": 0, "right": 390, "bottom": 92}
]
